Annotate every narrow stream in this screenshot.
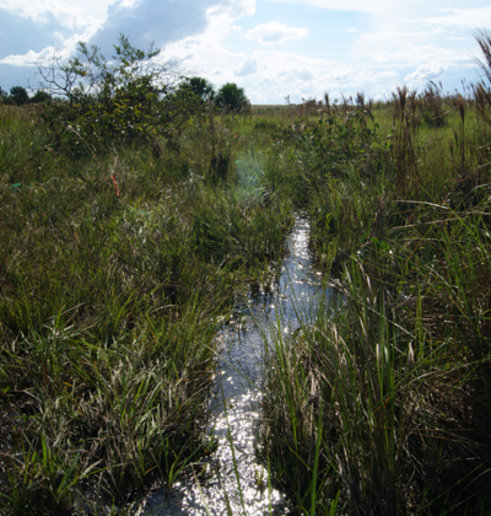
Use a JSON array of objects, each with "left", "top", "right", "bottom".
[{"left": 143, "top": 217, "right": 328, "bottom": 515}]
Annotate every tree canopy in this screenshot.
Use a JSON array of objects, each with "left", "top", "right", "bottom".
[
  {"left": 169, "top": 76, "right": 215, "bottom": 117},
  {"left": 9, "top": 86, "right": 29, "bottom": 105},
  {"left": 182, "top": 76, "right": 215, "bottom": 102},
  {"left": 214, "top": 83, "right": 250, "bottom": 113},
  {"left": 38, "top": 34, "right": 171, "bottom": 154}
]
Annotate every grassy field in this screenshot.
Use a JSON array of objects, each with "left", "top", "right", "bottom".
[
  {"left": 1, "top": 45, "right": 490, "bottom": 514},
  {"left": 0, "top": 102, "right": 292, "bottom": 513}
]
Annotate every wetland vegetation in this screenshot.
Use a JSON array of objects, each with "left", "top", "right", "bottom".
[{"left": 0, "top": 33, "right": 490, "bottom": 514}]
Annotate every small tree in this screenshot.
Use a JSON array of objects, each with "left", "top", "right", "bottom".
[
  {"left": 184, "top": 76, "right": 215, "bottom": 102},
  {"left": 9, "top": 86, "right": 29, "bottom": 105},
  {"left": 169, "top": 76, "right": 215, "bottom": 118},
  {"left": 39, "top": 34, "right": 171, "bottom": 154},
  {"left": 30, "top": 90, "right": 51, "bottom": 103},
  {"left": 214, "top": 83, "right": 250, "bottom": 113}
]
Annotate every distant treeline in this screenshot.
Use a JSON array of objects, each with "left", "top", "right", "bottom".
[{"left": 0, "top": 85, "right": 51, "bottom": 105}]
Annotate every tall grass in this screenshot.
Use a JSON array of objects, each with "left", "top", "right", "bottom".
[
  {"left": 2, "top": 39, "right": 490, "bottom": 514},
  {"left": 0, "top": 104, "right": 292, "bottom": 513},
  {"left": 260, "top": 69, "right": 490, "bottom": 513}
]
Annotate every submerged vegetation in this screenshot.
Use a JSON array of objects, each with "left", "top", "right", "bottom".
[{"left": 1, "top": 33, "right": 490, "bottom": 514}]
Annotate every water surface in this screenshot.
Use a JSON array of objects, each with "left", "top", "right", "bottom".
[{"left": 143, "top": 217, "right": 328, "bottom": 515}]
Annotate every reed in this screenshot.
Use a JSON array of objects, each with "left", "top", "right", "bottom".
[
  {"left": 260, "top": 53, "right": 490, "bottom": 513},
  {"left": 263, "top": 203, "right": 490, "bottom": 512}
]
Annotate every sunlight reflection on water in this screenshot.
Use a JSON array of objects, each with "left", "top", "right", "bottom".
[{"left": 143, "top": 217, "right": 329, "bottom": 515}]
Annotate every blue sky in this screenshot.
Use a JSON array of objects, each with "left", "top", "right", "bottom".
[{"left": 0, "top": 0, "right": 489, "bottom": 104}]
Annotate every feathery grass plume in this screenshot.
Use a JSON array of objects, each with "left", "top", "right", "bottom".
[
  {"left": 475, "top": 29, "right": 491, "bottom": 85},
  {"left": 392, "top": 86, "right": 418, "bottom": 197},
  {"left": 323, "top": 92, "right": 331, "bottom": 116},
  {"left": 473, "top": 31, "right": 491, "bottom": 131},
  {"left": 419, "top": 80, "right": 447, "bottom": 128},
  {"left": 451, "top": 94, "right": 467, "bottom": 176},
  {"left": 473, "top": 82, "right": 491, "bottom": 125}
]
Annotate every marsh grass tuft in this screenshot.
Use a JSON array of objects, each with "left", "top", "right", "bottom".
[{"left": 260, "top": 51, "right": 490, "bottom": 513}]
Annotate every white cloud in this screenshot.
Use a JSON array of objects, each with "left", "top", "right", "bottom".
[
  {"left": 1, "top": 0, "right": 113, "bottom": 30},
  {"left": 0, "top": 0, "right": 486, "bottom": 103},
  {"left": 0, "top": 48, "right": 55, "bottom": 67},
  {"left": 268, "top": 0, "right": 491, "bottom": 22},
  {"left": 244, "top": 50, "right": 329, "bottom": 78},
  {"left": 425, "top": 7, "right": 491, "bottom": 28},
  {"left": 226, "top": 0, "right": 256, "bottom": 17},
  {"left": 161, "top": 4, "right": 249, "bottom": 83},
  {"left": 0, "top": 25, "right": 104, "bottom": 67},
  {"left": 267, "top": 0, "right": 393, "bottom": 15},
  {"left": 355, "top": 29, "right": 463, "bottom": 65},
  {"left": 160, "top": 0, "right": 483, "bottom": 104},
  {"left": 404, "top": 65, "right": 444, "bottom": 87},
  {"left": 236, "top": 59, "right": 257, "bottom": 76},
  {"left": 246, "top": 22, "right": 308, "bottom": 45}
]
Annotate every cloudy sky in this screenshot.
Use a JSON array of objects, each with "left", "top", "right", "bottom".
[{"left": 1, "top": 0, "right": 489, "bottom": 104}]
